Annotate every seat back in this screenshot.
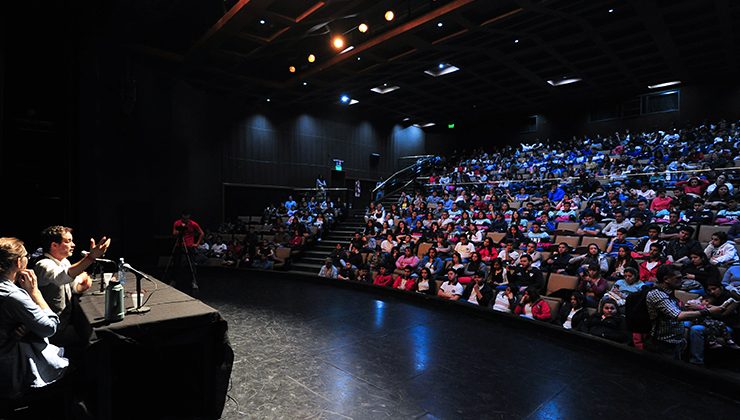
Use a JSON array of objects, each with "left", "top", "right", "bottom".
[
  {"left": 542, "top": 297, "right": 562, "bottom": 321},
  {"left": 698, "top": 225, "right": 731, "bottom": 243},
  {"left": 546, "top": 273, "right": 579, "bottom": 296},
  {"left": 556, "top": 222, "right": 580, "bottom": 234},
  {"left": 555, "top": 236, "right": 581, "bottom": 249},
  {"left": 583, "top": 237, "right": 609, "bottom": 252}
]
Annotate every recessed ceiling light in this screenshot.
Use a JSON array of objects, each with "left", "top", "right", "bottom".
[
  {"left": 371, "top": 84, "right": 400, "bottom": 94},
  {"left": 339, "top": 45, "right": 354, "bottom": 54},
  {"left": 402, "top": 117, "right": 410, "bottom": 121},
  {"left": 425, "top": 63, "right": 460, "bottom": 77},
  {"left": 648, "top": 80, "right": 681, "bottom": 89},
  {"left": 385, "top": 10, "right": 394, "bottom": 21},
  {"left": 340, "top": 95, "right": 350, "bottom": 103},
  {"left": 413, "top": 122, "right": 436, "bottom": 128},
  {"left": 547, "top": 77, "right": 582, "bottom": 86},
  {"left": 514, "top": 39, "right": 519, "bottom": 43},
  {"left": 332, "top": 36, "right": 345, "bottom": 50},
  {"left": 349, "top": 99, "right": 359, "bottom": 105},
  {"left": 259, "top": 19, "right": 266, "bottom": 25},
  {"left": 266, "top": 98, "right": 271, "bottom": 102},
  {"left": 308, "top": 54, "right": 316, "bottom": 63},
  {"left": 608, "top": 8, "right": 614, "bottom": 13},
  {"left": 437, "top": 22, "right": 443, "bottom": 27},
  {"left": 302, "top": 81, "right": 308, "bottom": 86},
  {"left": 358, "top": 23, "right": 368, "bottom": 33},
  {"left": 288, "top": 66, "right": 296, "bottom": 73}
]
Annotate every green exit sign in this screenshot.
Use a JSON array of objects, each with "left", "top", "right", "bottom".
[{"left": 447, "top": 123, "right": 455, "bottom": 129}]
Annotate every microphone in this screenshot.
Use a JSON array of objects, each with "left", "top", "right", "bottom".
[
  {"left": 81, "top": 251, "right": 115, "bottom": 264},
  {"left": 122, "top": 263, "right": 154, "bottom": 281}
]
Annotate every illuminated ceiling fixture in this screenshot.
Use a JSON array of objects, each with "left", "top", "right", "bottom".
[
  {"left": 332, "top": 36, "right": 345, "bottom": 50},
  {"left": 437, "top": 22, "right": 443, "bottom": 27},
  {"left": 289, "top": 66, "right": 296, "bottom": 73},
  {"left": 339, "top": 46, "right": 354, "bottom": 54},
  {"left": 358, "top": 23, "right": 368, "bottom": 33},
  {"left": 648, "top": 80, "right": 681, "bottom": 89},
  {"left": 413, "top": 122, "right": 435, "bottom": 128},
  {"left": 259, "top": 19, "right": 266, "bottom": 25},
  {"left": 547, "top": 77, "right": 582, "bottom": 86},
  {"left": 385, "top": 10, "right": 394, "bottom": 21},
  {"left": 308, "top": 54, "right": 316, "bottom": 63},
  {"left": 424, "top": 63, "right": 460, "bottom": 77},
  {"left": 340, "top": 95, "right": 359, "bottom": 105},
  {"left": 370, "top": 84, "right": 400, "bottom": 94}
]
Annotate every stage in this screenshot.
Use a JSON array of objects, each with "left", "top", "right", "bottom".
[{"left": 198, "top": 270, "right": 740, "bottom": 419}]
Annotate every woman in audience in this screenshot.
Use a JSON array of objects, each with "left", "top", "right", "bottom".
[
  {"left": 607, "top": 245, "right": 639, "bottom": 281},
  {"left": 514, "top": 287, "right": 551, "bottom": 321},
  {"left": 510, "top": 211, "right": 528, "bottom": 231},
  {"left": 492, "top": 284, "right": 516, "bottom": 313},
  {"left": 610, "top": 267, "right": 644, "bottom": 298},
  {"left": 576, "top": 263, "right": 609, "bottom": 307},
  {"left": 414, "top": 267, "right": 437, "bottom": 295},
  {"left": 460, "top": 252, "right": 487, "bottom": 284},
  {"left": 420, "top": 248, "right": 445, "bottom": 279},
  {"left": 447, "top": 252, "right": 466, "bottom": 276},
  {"left": 488, "top": 258, "right": 509, "bottom": 288},
  {"left": 569, "top": 243, "right": 609, "bottom": 274},
  {"left": 478, "top": 237, "right": 499, "bottom": 263},
  {"left": 380, "top": 234, "right": 397, "bottom": 254},
  {"left": 681, "top": 250, "right": 721, "bottom": 290},
  {"left": 579, "top": 298, "right": 630, "bottom": 344},
  {"left": 0, "top": 237, "right": 69, "bottom": 399},
  {"left": 557, "top": 291, "right": 587, "bottom": 330},
  {"left": 504, "top": 225, "right": 526, "bottom": 249}
]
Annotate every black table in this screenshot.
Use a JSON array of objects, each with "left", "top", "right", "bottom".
[{"left": 75, "top": 274, "right": 233, "bottom": 420}]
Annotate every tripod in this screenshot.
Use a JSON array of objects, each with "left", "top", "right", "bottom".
[{"left": 163, "top": 233, "right": 199, "bottom": 291}]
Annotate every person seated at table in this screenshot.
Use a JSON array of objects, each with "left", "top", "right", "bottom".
[
  {"left": 34, "top": 225, "right": 110, "bottom": 345},
  {"left": 514, "top": 287, "right": 551, "bottom": 321},
  {"left": 0, "top": 237, "right": 69, "bottom": 399},
  {"left": 579, "top": 298, "right": 630, "bottom": 344}
]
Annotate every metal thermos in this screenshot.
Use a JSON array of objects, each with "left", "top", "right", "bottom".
[{"left": 104, "top": 281, "right": 125, "bottom": 322}]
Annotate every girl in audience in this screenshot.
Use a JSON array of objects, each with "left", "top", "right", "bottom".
[
  {"left": 514, "top": 287, "right": 551, "bottom": 321},
  {"left": 579, "top": 298, "right": 630, "bottom": 344},
  {"left": 492, "top": 284, "right": 516, "bottom": 313},
  {"left": 681, "top": 250, "right": 720, "bottom": 290},
  {"left": 447, "top": 252, "right": 466, "bottom": 277},
  {"left": 478, "top": 237, "right": 499, "bottom": 263},
  {"left": 510, "top": 211, "right": 528, "bottom": 231},
  {"left": 460, "top": 252, "right": 487, "bottom": 284},
  {"left": 504, "top": 225, "right": 526, "bottom": 249},
  {"left": 569, "top": 243, "right": 609, "bottom": 274},
  {"left": 414, "top": 267, "right": 437, "bottom": 295},
  {"left": 488, "top": 258, "right": 509, "bottom": 288},
  {"left": 610, "top": 267, "right": 644, "bottom": 298},
  {"left": 577, "top": 263, "right": 609, "bottom": 307},
  {"left": 607, "top": 245, "right": 639, "bottom": 280},
  {"left": 420, "top": 248, "right": 445, "bottom": 279},
  {"left": 557, "top": 292, "right": 587, "bottom": 330}
]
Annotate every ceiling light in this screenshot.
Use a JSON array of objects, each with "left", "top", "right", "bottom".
[
  {"left": 608, "top": 8, "right": 614, "bottom": 13},
  {"left": 302, "top": 81, "right": 308, "bottom": 86},
  {"left": 413, "top": 122, "right": 436, "bottom": 128},
  {"left": 259, "top": 19, "right": 266, "bottom": 25},
  {"left": 424, "top": 63, "right": 460, "bottom": 77},
  {"left": 340, "top": 95, "right": 350, "bottom": 103},
  {"left": 358, "top": 23, "right": 368, "bottom": 33},
  {"left": 289, "top": 66, "right": 296, "bottom": 73},
  {"left": 308, "top": 54, "right": 316, "bottom": 63},
  {"left": 371, "top": 84, "right": 400, "bottom": 94},
  {"left": 547, "top": 77, "right": 582, "bottom": 86},
  {"left": 357, "top": 57, "right": 361, "bottom": 61},
  {"left": 266, "top": 98, "right": 271, "bottom": 102},
  {"left": 402, "top": 117, "right": 410, "bottom": 122},
  {"left": 437, "top": 22, "right": 443, "bottom": 27},
  {"left": 349, "top": 99, "right": 359, "bottom": 105},
  {"left": 332, "top": 36, "right": 345, "bottom": 50},
  {"left": 648, "top": 80, "right": 681, "bottom": 89},
  {"left": 340, "top": 45, "right": 354, "bottom": 54},
  {"left": 514, "top": 39, "right": 519, "bottom": 43},
  {"left": 385, "top": 10, "right": 394, "bottom": 21}
]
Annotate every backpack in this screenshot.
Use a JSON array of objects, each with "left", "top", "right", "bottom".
[{"left": 625, "top": 285, "right": 654, "bottom": 333}]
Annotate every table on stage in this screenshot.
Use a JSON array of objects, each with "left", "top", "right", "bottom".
[{"left": 74, "top": 273, "right": 233, "bottom": 420}]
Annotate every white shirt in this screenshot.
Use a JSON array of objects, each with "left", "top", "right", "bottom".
[
  {"left": 563, "top": 308, "right": 577, "bottom": 329},
  {"left": 440, "top": 281, "right": 464, "bottom": 297},
  {"left": 493, "top": 292, "right": 511, "bottom": 313}
]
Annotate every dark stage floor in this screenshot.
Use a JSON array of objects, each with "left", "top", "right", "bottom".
[{"left": 197, "top": 271, "right": 740, "bottom": 419}]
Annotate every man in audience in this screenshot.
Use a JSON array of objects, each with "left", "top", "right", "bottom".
[
  {"left": 34, "top": 226, "right": 111, "bottom": 343},
  {"left": 646, "top": 264, "right": 724, "bottom": 364},
  {"left": 462, "top": 271, "right": 493, "bottom": 307},
  {"left": 509, "top": 254, "right": 545, "bottom": 293},
  {"left": 639, "top": 243, "right": 666, "bottom": 282},
  {"left": 576, "top": 214, "right": 602, "bottom": 237},
  {"left": 660, "top": 212, "right": 686, "bottom": 240},
  {"left": 685, "top": 200, "right": 715, "bottom": 225},
  {"left": 438, "top": 269, "right": 464, "bottom": 300},
  {"left": 373, "top": 265, "right": 394, "bottom": 287},
  {"left": 634, "top": 224, "right": 665, "bottom": 257},
  {"left": 665, "top": 226, "right": 703, "bottom": 265},
  {"left": 602, "top": 210, "right": 633, "bottom": 237},
  {"left": 454, "top": 235, "right": 476, "bottom": 262},
  {"left": 545, "top": 243, "right": 572, "bottom": 274}
]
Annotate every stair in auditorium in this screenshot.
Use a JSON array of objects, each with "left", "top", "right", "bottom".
[{"left": 287, "top": 191, "right": 406, "bottom": 275}]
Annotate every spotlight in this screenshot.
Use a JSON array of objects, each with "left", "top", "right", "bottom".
[
  {"left": 340, "top": 95, "right": 350, "bottom": 103},
  {"left": 514, "top": 39, "right": 519, "bottom": 44},
  {"left": 358, "top": 23, "right": 368, "bottom": 33},
  {"left": 438, "top": 63, "right": 445, "bottom": 69},
  {"left": 385, "top": 10, "right": 394, "bottom": 21},
  {"left": 357, "top": 57, "right": 361, "bottom": 61},
  {"left": 437, "top": 22, "right": 443, "bottom": 28},
  {"left": 266, "top": 98, "right": 271, "bottom": 102},
  {"left": 302, "top": 81, "right": 308, "bottom": 86},
  {"left": 308, "top": 54, "right": 316, "bottom": 63},
  {"left": 608, "top": 8, "right": 614, "bottom": 13},
  {"left": 332, "top": 36, "right": 345, "bottom": 50},
  {"left": 259, "top": 19, "right": 266, "bottom": 25},
  {"left": 289, "top": 66, "right": 296, "bottom": 73}
]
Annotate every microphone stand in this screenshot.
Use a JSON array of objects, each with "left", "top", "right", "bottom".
[
  {"left": 89, "top": 259, "right": 117, "bottom": 296},
  {"left": 124, "top": 263, "right": 152, "bottom": 314}
]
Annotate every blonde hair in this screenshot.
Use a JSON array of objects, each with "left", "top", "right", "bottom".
[{"left": 0, "top": 237, "right": 26, "bottom": 276}]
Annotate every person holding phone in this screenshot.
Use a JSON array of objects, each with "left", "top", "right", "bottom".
[{"left": 0, "top": 237, "right": 69, "bottom": 399}]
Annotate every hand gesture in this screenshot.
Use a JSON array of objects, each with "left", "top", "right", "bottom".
[
  {"left": 77, "top": 272, "right": 93, "bottom": 293},
  {"left": 88, "top": 236, "right": 111, "bottom": 259},
  {"left": 16, "top": 269, "right": 38, "bottom": 294}
]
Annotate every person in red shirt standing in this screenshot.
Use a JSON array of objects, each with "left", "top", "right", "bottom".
[{"left": 170, "top": 212, "right": 204, "bottom": 291}]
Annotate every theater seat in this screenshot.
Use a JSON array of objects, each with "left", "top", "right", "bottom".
[
  {"left": 555, "top": 236, "right": 581, "bottom": 249},
  {"left": 542, "top": 296, "right": 561, "bottom": 321},
  {"left": 697, "top": 225, "right": 731, "bottom": 243},
  {"left": 546, "top": 273, "right": 579, "bottom": 297}
]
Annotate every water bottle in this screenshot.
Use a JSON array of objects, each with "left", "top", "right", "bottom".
[
  {"left": 117, "top": 258, "right": 127, "bottom": 285},
  {"left": 104, "top": 280, "right": 125, "bottom": 322}
]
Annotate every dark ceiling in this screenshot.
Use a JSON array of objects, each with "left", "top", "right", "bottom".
[{"left": 101, "top": 0, "right": 740, "bottom": 125}]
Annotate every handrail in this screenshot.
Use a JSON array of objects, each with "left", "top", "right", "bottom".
[
  {"left": 423, "top": 166, "right": 740, "bottom": 188},
  {"left": 373, "top": 156, "right": 437, "bottom": 193}
]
